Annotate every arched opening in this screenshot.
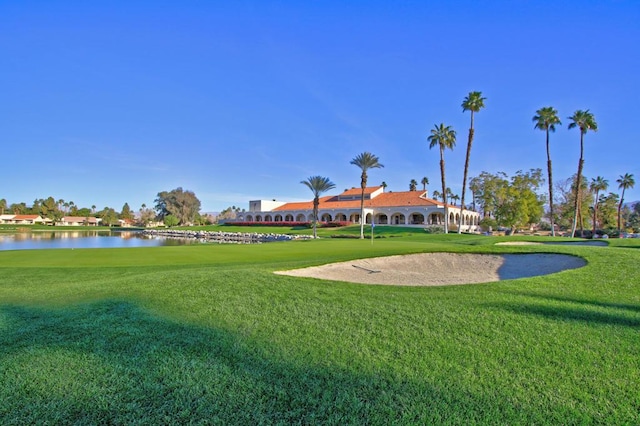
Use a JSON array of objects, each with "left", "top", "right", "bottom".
[
  {"left": 255, "top": 215, "right": 263, "bottom": 222},
  {"left": 296, "top": 214, "right": 306, "bottom": 221},
  {"left": 285, "top": 214, "right": 293, "bottom": 221},
  {"left": 410, "top": 213, "right": 425, "bottom": 225},
  {"left": 391, "top": 213, "right": 405, "bottom": 225},
  {"left": 265, "top": 215, "right": 273, "bottom": 221},
  {"left": 335, "top": 213, "right": 347, "bottom": 221},
  {"left": 274, "top": 214, "right": 283, "bottom": 222},
  {"left": 376, "top": 214, "right": 388, "bottom": 224},
  {"left": 365, "top": 213, "right": 373, "bottom": 224},
  {"left": 245, "top": 215, "right": 253, "bottom": 222},
  {"left": 321, "top": 213, "right": 332, "bottom": 222},
  {"left": 350, "top": 213, "right": 360, "bottom": 223}
]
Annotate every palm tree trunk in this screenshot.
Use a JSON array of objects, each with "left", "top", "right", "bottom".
[
  {"left": 571, "top": 136, "right": 585, "bottom": 238},
  {"left": 440, "top": 148, "right": 448, "bottom": 234},
  {"left": 592, "top": 191, "right": 599, "bottom": 236},
  {"left": 359, "top": 173, "right": 366, "bottom": 239},
  {"left": 617, "top": 188, "right": 626, "bottom": 232},
  {"left": 313, "top": 197, "right": 319, "bottom": 239},
  {"left": 459, "top": 117, "right": 474, "bottom": 234},
  {"left": 546, "top": 130, "right": 555, "bottom": 237}
]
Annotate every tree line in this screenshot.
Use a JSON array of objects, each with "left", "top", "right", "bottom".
[{"left": 300, "top": 91, "right": 636, "bottom": 237}]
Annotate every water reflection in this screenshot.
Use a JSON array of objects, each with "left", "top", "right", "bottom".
[{"left": 0, "top": 231, "right": 197, "bottom": 251}]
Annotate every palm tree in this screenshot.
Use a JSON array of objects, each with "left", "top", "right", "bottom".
[
  {"left": 533, "top": 106, "right": 562, "bottom": 237},
  {"left": 568, "top": 110, "right": 597, "bottom": 237},
  {"left": 616, "top": 173, "right": 635, "bottom": 233},
  {"left": 0, "top": 198, "right": 6, "bottom": 215},
  {"left": 459, "top": 91, "right": 486, "bottom": 233},
  {"left": 428, "top": 123, "right": 457, "bottom": 233},
  {"left": 421, "top": 177, "right": 429, "bottom": 193},
  {"left": 301, "top": 176, "right": 336, "bottom": 239},
  {"left": 409, "top": 179, "right": 418, "bottom": 191},
  {"left": 590, "top": 176, "right": 608, "bottom": 236},
  {"left": 432, "top": 190, "right": 442, "bottom": 201},
  {"left": 350, "top": 152, "right": 384, "bottom": 239},
  {"left": 381, "top": 181, "right": 388, "bottom": 190}
]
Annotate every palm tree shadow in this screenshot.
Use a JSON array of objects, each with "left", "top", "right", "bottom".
[
  {"left": 487, "top": 291, "right": 640, "bottom": 327},
  {"left": 502, "top": 291, "right": 640, "bottom": 314},
  {"left": 0, "top": 300, "right": 528, "bottom": 424}
]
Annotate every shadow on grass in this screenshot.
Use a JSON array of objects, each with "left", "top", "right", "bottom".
[
  {"left": 487, "top": 293, "right": 640, "bottom": 328},
  {"left": 505, "top": 291, "right": 640, "bottom": 314},
  {"left": 0, "top": 301, "right": 538, "bottom": 424}
]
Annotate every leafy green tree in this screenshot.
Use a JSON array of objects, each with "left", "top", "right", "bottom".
[
  {"left": 350, "top": 152, "right": 384, "bottom": 239},
  {"left": 421, "top": 177, "right": 429, "bottom": 193},
  {"left": 120, "top": 202, "right": 134, "bottom": 220},
  {"left": 568, "top": 110, "right": 597, "bottom": 237},
  {"left": 597, "top": 193, "right": 619, "bottom": 231},
  {"left": 0, "top": 198, "right": 6, "bottom": 215},
  {"left": 155, "top": 187, "right": 202, "bottom": 225},
  {"left": 628, "top": 203, "right": 640, "bottom": 232},
  {"left": 139, "top": 204, "right": 156, "bottom": 226},
  {"left": 428, "top": 123, "right": 456, "bottom": 233},
  {"left": 99, "top": 207, "right": 119, "bottom": 226},
  {"left": 590, "top": 176, "right": 608, "bottom": 234},
  {"left": 460, "top": 91, "right": 486, "bottom": 233},
  {"left": 301, "top": 176, "right": 336, "bottom": 239},
  {"left": 409, "top": 179, "right": 418, "bottom": 191},
  {"left": 163, "top": 215, "right": 179, "bottom": 227},
  {"left": 10, "top": 203, "right": 27, "bottom": 214},
  {"left": 470, "top": 172, "right": 508, "bottom": 219},
  {"left": 616, "top": 173, "right": 635, "bottom": 232},
  {"left": 75, "top": 207, "right": 93, "bottom": 218},
  {"left": 533, "top": 106, "right": 562, "bottom": 236},
  {"left": 40, "top": 196, "right": 63, "bottom": 223}
]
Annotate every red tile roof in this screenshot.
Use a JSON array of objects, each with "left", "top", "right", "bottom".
[
  {"left": 273, "top": 189, "right": 452, "bottom": 211},
  {"left": 13, "top": 215, "right": 40, "bottom": 220}
]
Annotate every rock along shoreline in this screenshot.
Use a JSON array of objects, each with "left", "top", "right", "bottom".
[{"left": 142, "top": 229, "right": 312, "bottom": 244}]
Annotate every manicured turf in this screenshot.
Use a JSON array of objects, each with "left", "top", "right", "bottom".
[{"left": 1, "top": 234, "right": 639, "bottom": 424}]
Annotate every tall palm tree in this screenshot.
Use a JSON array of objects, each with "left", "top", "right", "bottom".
[
  {"left": 381, "top": 181, "right": 388, "bottom": 190},
  {"left": 421, "top": 177, "right": 429, "bottom": 193},
  {"left": 616, "top": 173, "right": 635, "bottom": 233},
  {"left": 350, "top": 152, "right": 384, "bottom": 239},
  {"left": 533, "top": 106, "right": 562, "bottom": 237},
  {"left": 0, "top": 198, "right": 6, "bottom": 215},
  {"left": 568, "top": 110, "right": 597, "bottom": 237},
  {"left": 590, "top": 176, "right": 608, "bottom": 236},
  {"left": 300, "top": 175, "right": 336, "bottom": 239},
  {"left": 409, "top": 179, "right": 418, "bottom": 191},
  {"left": 432, "top": 190, "right": 442, "bottom": 201},
  {"left": 459, "top": 91, "right": 486, "bottom": 233},
  {"left": 428, "top": 123, "right": 457, "bottom": 233}
]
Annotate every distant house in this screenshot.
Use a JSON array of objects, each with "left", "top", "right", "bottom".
[
  {"left": 0, "top": 214, "right": 15, "bottom": 224},
  {"left": 118, "top": 218, "right": 135, "bottom": 227},
  {"left": 5, "top": 214, "right": 49, "bottom": 225},
  {"left": 60, "top": 216, "right": 101, "bottom": 226},
  {"left": 237, "top": 186, "right": 480, "bottom": 231}
]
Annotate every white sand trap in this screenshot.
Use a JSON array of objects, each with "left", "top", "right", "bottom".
[{"left": 275, "top": 253, "right": 586, "bottom": 286}]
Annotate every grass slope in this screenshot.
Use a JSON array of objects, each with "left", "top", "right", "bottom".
[{"left": 1, "top": 235, "right": 639, "bottom": 424}]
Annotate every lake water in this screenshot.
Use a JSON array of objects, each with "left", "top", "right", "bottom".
[{"left": 0, "top": 231, "right": 197, "bottom": 251}]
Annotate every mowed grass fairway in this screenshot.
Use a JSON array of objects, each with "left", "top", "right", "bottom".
[{"left": 1, "top": 232, "right": 639, "bottom": 424}]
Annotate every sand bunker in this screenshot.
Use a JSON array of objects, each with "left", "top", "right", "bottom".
[{"left": 275, "top": 253, "right": 586, "bottom": 286}]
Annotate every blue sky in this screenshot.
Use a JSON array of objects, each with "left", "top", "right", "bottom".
[{"left": 2, "top": 1, "right": 639, "bottom": 213}]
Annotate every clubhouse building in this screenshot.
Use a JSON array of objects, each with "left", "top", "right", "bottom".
[{"left": 237, "top": 186, "right": 480, "bottom": 231}]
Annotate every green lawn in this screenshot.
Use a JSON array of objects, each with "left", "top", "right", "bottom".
[{"left": 1, "top": 234, "right": 639, "bottom": 424}]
